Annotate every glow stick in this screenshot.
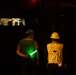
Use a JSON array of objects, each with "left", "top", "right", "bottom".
[{"left": 30, "top": 50, "right": 37, "bottom": 56}]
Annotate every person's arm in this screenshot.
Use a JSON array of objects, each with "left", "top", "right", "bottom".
[{"left": 16, "top": 43, "right": 29, "bottom": 58}]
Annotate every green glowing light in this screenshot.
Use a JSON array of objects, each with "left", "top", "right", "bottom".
[
  {"left": 25, "top": 46, "right": 37, "bottom": 58},
  {"left": 30, "top": 50, "right": 37, "bottom": 56}
]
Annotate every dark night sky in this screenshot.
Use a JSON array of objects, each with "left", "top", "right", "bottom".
[{"left": 0, "top": 1, "right": 76, "bottom": 75}]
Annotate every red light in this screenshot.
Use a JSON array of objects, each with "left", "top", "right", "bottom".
[
  {"left": 30, "top": 0, "right": 37, "bottom": 3},
  {"left": 28, "top": 0, "right": 41, "bottom": 7}
]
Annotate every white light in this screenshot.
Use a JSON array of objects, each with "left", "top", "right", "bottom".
[{"left": 30, "top": 50, "right": 37, "bottom": 56}]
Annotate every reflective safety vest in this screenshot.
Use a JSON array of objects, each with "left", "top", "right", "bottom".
[{"left": 47, "top": 42, "right": 64, "bottom": 67}]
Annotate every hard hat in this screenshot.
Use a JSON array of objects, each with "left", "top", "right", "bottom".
[
  {"left": 50, "top": 32, "right": 60, "bottom": 39},
  {"left": 26, "top": 29, "right": 34, "bottom": 35}
]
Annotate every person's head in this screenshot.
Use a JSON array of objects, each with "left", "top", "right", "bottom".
[
  {"left": 25, "top": 29, "right": 34, "bottom": 39},
  {"left": 50, "top": 32, "right": 60, "bottom": 42}
]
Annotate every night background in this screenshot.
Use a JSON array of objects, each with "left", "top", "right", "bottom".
[{"left": 0, "top": 0, "right": 76, "bottom": 75}]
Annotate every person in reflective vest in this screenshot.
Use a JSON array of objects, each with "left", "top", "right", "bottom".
[
  {"left": 44, "top": 32, "right": 67, "bottom": 75},
  {"left": 16, "top": 29, "right": 39, "bottom": 75}
]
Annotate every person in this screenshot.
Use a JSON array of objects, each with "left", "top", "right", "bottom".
[
  {"left": 44, "top": 32, "right": 67, "bottom": 75},
  {"left": 16, "top": 29, "right": 39, "bottom": 75}
]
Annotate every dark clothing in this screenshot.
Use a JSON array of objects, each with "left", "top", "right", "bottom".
[
  {"left": 47, "top": 64, "right": 63, "bottom": 75},
  {"left": 21, "top": 58, "right": 38, "bottom": 75}
]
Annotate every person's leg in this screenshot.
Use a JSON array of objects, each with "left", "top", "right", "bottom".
[
  {"left": 21, "top": 58, "right": 31, "bottom": 75},
  {"left": 47, "top": 64, "right": 55, "bottom": 75},
  {"left": 53, "top": 65, "right": 63, "bottom": 75},
  {"left": 21, "top": 61, "right": 28, "bottom": 75},
  {"left": 47, "top": 64, "right": 63, "bottom": 75},
  {"left": 31, "top": 61, "right": 39, "bottom": 75}
]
